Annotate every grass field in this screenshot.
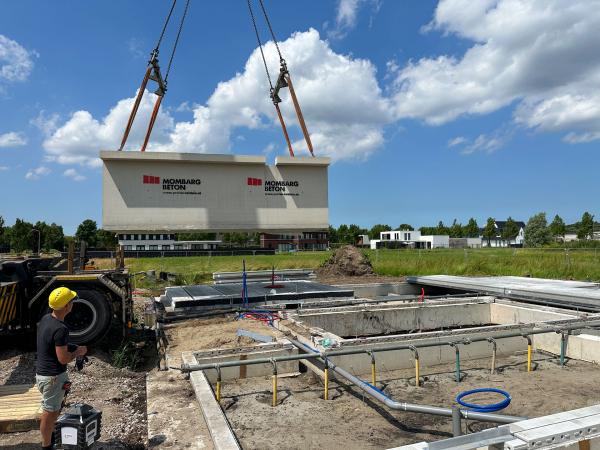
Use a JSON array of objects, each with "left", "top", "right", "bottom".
[{"left": 94, "top": 247, "right": 600, "bottom": 284}]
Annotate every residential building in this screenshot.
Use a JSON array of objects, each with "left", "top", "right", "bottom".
[
  {"left": 449, "top": 237, "right": 483, "bottom": 248},
  {"left": 260, "top": 232, "right": 328, "bottom": 252},
  {"left": 117, "top": 233, "right": 220, "bottom": 250},
  {"left": 481, "top": 220, "right": 526, "bottom": 247},
  {"left": 369, "top": 230, "right": 449, "bottom": 249}
]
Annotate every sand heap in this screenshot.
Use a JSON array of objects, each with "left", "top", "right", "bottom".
[{"left": 317, "top": 245, "right": 374, "bottom": 277}]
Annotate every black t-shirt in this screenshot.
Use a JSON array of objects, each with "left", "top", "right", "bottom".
[{"left": 36, "top": 314, "right": 69, "bottom": 376}]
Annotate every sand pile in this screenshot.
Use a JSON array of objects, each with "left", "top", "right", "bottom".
[{"left": 317, "top": 245, "right": 374, "bottom": 277}]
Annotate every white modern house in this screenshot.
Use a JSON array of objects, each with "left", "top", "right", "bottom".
[
  {"left": 369, "top": 230, "right": 450, "bottom": 249},
  {"left": 481, "top": 220, "right": 526, "bottom": 247}
]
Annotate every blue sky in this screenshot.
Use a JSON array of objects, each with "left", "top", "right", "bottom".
[{"left": 1, "top": 0, "right": 599, "bottom": 234}]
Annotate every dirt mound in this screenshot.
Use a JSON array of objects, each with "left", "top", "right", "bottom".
[{"left": 317, "top": 245, "right": 374, "bottom": 277}]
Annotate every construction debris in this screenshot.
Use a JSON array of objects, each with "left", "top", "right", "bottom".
[{"left": 317, "top": 245, "right": 375, "bottom": 277}]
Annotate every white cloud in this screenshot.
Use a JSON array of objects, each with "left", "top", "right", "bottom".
[
  {"left": 0, "top": 131, "right": 27, "bottom": 148},
  {"left": 127, "top": 37, "right": 145, "bottom": 59},
  {"left": 327, "top": 0, "right": 381, "bottom": 39},
  {"left": 30, "top": 111, "right": 61, "bottom": 137},
  {"left": 25, "top": 166, "right": 50, "bottom": 180},
  {"left": 447, "top": 136, "right": 466, "bottom": 147},
  {"left": 392, "top": 0, "right": 600, "bottom": 143},
  {"left": 42, "top": 29, "right": 393, "bottom": 165},
  {"left": 63, "top": 168, "right": 86, "bottom": 182},
  {"left": 461, "top": 134, "right": 505, "bottom": 155},
  {"left": 0, "top": 166, "right": 8, "bottom": 171},
  {"left": 0, "top": 35, "right": 36, "bottom": 84},
  {"left": 262, "top": 142, "right": 277, "bottom": 155}
]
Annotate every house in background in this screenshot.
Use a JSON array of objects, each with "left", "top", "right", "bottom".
[
  {"left": 260, "top": 232, "right": 328, "bottom": 252},
  {"left": 369, "top": 230, "right": 449, "bottom": 249},
  {"left": 481, "top": 220, "right": 526, "bottom": 247},
  {"left": 117, "top": 233, "right": 220, "bottom": 250}
]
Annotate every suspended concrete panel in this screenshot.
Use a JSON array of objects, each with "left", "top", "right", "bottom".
[{"left": 101, "top": 151, "right": 329, "bottom": 232}]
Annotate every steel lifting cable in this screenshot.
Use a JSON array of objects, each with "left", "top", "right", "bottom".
[
  {"left": 165, "top": 0, "right": 191, "bottom": 82},
  {"left": 155, "top": 0, "right": 178, "bottom": 56},
  {"left": 247, "top": 0, "right": 315, "bottom": 157},
  {"left": 247, "top": 0, "right": 274, "bottom": 91},
  {"left": 120, "top": 0, "right": 190, "bottom": 152}
]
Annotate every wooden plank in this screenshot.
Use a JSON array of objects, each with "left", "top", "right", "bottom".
[
  {"left": 0, "top": 384, "right": 42, "bottom": 433},
  {"left": 0, "top": 385, "right": 36, "bottom": 393}
]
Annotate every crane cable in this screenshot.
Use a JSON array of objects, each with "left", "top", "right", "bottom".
[
  {"left": 246, "top": 0, "right": 315, "bottom": 157},
  {"left": 119, "top": 0, "right": 190, "bottom": 152}
]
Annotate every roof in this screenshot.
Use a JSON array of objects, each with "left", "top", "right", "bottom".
[{"left": 494, "top": 220, "right": 526, "bottom": 229}]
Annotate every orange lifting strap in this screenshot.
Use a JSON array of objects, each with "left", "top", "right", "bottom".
[
  {"left": 247, "top": 0, "right": 315, "bottom": 157},
  {"left": 118, "top": 0, "right": 189, "bottom": 152}
]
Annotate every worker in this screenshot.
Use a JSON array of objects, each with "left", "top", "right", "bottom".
[{"left": 36, "top": 287, "right": 87, "bottom": 450}]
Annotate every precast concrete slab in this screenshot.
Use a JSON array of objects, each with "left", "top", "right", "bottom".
[
  {"left": 407, "top": 275, "right": 600, "bottom": 311},
  {"left": 159, "top": 280, "right": 354, "bottom": 312}
]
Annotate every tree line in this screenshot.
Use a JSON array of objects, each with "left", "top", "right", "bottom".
[
  {"left": 329, "top": 211, "right": 597, "bottom": 247},
  {"left": 0, "top": 216, "right": 262, "bottom": 253}
]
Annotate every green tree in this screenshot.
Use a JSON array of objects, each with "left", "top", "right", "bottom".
[
  {"left": 419, "top": 226, "right": 436, "bottom": 235},
  {"left": 435, "top": 221, "right": 449, "bottom": 235},
  {"left": 96, "top": 229, "right": 117, "bottom": 249},
  {"left": 577, "top": 212, "right": 595, "bottom": 240},
  {"left": 549, "top": 214, "right": 566, "bottom": 240},
  {"left": 449, "top": 219, "right": 463, "bottom": 238},
  {"left": 346, "top": 224, "right": 366, "bottom": 245},
  {"left": 396, "top": 223, "right": 414, "bottom": 231},
  {"left": 463, "top": 218, "right": 479, "bottom": 238},
  {"left": 337, "top": 224, "right": 349, "bottom": 243},
  {"left": 327, "top": 225, "right": 339, "bottom": 244},
  {"left": 75, "top": 219, "right": 98, "bottom": 246},
  {"left": 10, "top": 218, "right": 34, "bottom": 253},
  {"left": 0, "top": 216, "right": 7, "bottom": 248},
  {"left": 33, "top": 221, "right": 49, "bottom": 252},
  {"left": 501, "top": 217, "right": 519, "bottom": 241},
  {"left": 44, "top": 223, "right": 65, "bottom": 251},
  {"left": 369, "top": 224, "right": 391, "bottom": 240},
  {"left": 482, "top": 217, "right": 497, "bottom": 245},
  {"left": 524, "top": 212, "right": 551, "bottom": 247}
]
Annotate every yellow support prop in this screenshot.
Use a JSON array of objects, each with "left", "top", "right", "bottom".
[
  {"left": 272, "top": 374, "right": 278, "bottom": 407},
  {"left": 415, "top": 358, "right": 420, "bottom": 387},
  {"left": 527, "top": 344, "right": 532, "bottom": 372},
  {"left": 371, "top": 362, "right": 376, "bottom": 388},
  {"left": 324, "top": 368, "right": 329, "bottom": 400},
  {"left": 216, "top": 381, "right": 221, "bottom": 402}
]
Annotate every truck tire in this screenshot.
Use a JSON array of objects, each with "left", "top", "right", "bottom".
[{"left": 64, "top": 288, "right": 113, "bottom": 345}]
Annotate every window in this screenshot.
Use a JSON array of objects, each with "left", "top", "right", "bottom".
[
  {"left": 119, "top": 234, "right": 125, "bottom": 240},
  {"left": 133, "top": 234, "right": 138, "bottom": 241},
  {"left": 149, "top": 245, "right": 158, "bottom": 250},
  {"left": 124, "top": 245, "right": 132, "bottom": 250},
  {"left": 174, "top": 244, "right": 183, "bottom": 250},
  {"left": 162, "top": 245, "right": 171, "bottom": 250},
  {"left": 136, "top": 245, "right": 145, "bottom": 250}
]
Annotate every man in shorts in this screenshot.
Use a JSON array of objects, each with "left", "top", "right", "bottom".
[{"left": 36, "top": 287, "right": 87, "bottom": 450}]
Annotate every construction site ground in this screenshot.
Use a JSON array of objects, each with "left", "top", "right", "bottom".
[
  {"left": 0, "top": 348, "right": 147, "bottom": 450},
  {"left": 219, "top": 354, "right": 600, "bottom": 449}
]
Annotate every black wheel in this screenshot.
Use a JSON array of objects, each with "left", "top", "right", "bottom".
[{"left": 64, "top": 288, "right": 113, "bottom": 345}]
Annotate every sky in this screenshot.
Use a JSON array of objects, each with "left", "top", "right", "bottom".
[{"left": 1, "top": 0, "right": 599, "bottom": 235}]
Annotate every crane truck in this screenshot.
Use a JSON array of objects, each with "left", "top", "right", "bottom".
[{"left": 0, "top": 245, "right": 133, "bottom": 345}]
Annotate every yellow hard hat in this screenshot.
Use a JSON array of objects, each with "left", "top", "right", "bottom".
[{"left": 48, "top": 287, "right": 77, "bottom": 310}]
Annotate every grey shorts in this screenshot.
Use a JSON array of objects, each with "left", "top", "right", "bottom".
[{"left": 36, "top": 372, "right": 69, "bottom": 412}]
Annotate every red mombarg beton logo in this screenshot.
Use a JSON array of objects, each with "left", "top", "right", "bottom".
[
  {"left": 143, "top": 175, "right": 160, "bottom": 185},
  {"left": 247, "top": 177, "right": 262, "bottom": 186}
]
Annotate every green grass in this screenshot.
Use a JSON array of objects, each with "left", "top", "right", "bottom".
[
  {"left": 369, "top": 248, "right": 600, "bottom": 280},
  {"left": 95, "top": 248, "right": 600, "bottom": 284}
]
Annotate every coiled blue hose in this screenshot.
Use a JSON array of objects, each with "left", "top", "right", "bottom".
[{"left": 456, "top": 388, "right": 511, "bottom": 412}]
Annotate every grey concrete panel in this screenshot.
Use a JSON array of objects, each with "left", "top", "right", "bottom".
[{"left": 101, "top": 150, "right": 329, "bottom": 231}]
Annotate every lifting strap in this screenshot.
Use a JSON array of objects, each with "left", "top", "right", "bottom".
[
  {"left": 118, "top": 0, "right": 190, "bottom": 152},
  {"left": 247, "top": 0, "right": 315, "bottom": 157}
]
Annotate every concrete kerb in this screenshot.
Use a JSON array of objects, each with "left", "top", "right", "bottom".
[{"left": 181, "top": 352, "right": 241, "bottom": 450}]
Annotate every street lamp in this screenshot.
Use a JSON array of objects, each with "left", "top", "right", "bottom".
[{"left": 31, "top": 229, "right": 41, "bottom": 255}]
